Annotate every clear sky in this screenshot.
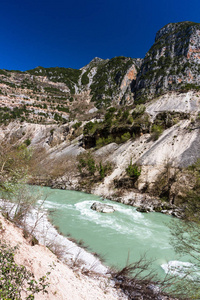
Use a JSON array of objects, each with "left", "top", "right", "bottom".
[{"left": 1, "top": 0, "right": 200, "bottom": 71}]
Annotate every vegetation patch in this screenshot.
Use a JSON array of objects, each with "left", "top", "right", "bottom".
[
  {"left": 180, "top": 83, "right": 200, "bottom": 92},
  {"left": 0, "top": 106, "right": 31, "bottom": 124},
  {"left": 0, "top": 240, "right": 50, "bottom": 300},
  {"left": 81, "top": 71, "right": 90, "bottom": 85},
  {"left": 77, "top": 152, "right": 112, "bottom": 190},
  {"left": 27, "top": 67, "right": 81, "bottom": 94},
  {"left": 82, "top": 107, "right": 148, "bottom": 149},
  {"left": 126, "top": 160, "right": 141, "bottom": 180},
  {"left": 90, "top": 57, "right": 135, "bottom": 108}
]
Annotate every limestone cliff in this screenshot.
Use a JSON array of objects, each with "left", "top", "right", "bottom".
[{"left": 135, "top": 21, "right": 200, "bottom": 102}]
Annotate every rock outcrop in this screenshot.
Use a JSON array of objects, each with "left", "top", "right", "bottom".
[
  {"left": 81, "top": 56, "right": 142, "bottom": 107},
  {"left": 90, "top": 202, "right": 115, "bottom": 213},
  {"left": 135, "top": 21, "right": 200, "bottom": 102}
]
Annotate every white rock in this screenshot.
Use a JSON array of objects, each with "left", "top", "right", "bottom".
[{"left": 90, "top": 202, "right": 115, "bottom": 213}]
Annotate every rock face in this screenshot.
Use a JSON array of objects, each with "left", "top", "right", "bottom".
[
  {"left": 83, "top": 56, "right": 142, "bottom": 107},
  {"left": 0, "top": 56, "right": 143, "bottom": 127},
  {"left": 90, "top": 202, "right": 115, "bottom": 213},
  {"left": 28, "top": 56, "right": 142, "bottom": 109},
  {"left": 135, "top": 21, "right": 200, "bottom": 102}
]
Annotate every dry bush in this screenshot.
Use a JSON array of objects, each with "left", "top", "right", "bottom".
[
  {"left": 110, "top": 252, "right": 197, "bottom": 299},
  {"left": 28, "top": 144, "right": 78, "bottom": 184},
  {"left": 49, "top": 156, "right": 77, "bottom": 179},
  {"left": 46, "top": 240, "right": 66, "bottom": 260},
  {"left": 0, "top": 141, "right": 31, "bottom": 181},
  {"left": 150, "top": 162, "right": 178, "bottom": 203},
  {"left": 111, "top": 254, "right": 162, "bottom": 299}
]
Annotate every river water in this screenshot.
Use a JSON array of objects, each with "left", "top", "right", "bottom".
[{"left": 35, "top": 186, "right": 194, "bottom": 278}]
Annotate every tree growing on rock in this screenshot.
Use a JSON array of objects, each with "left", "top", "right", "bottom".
[{"left": 126, "top": 159, "right": 141, "bottom": 181}]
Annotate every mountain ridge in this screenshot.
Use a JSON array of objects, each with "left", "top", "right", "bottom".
[
  {"left": 0, "top": 21, "right": 200, "bottom": 213},
  {"left": 134, "top": 21, "right": 200, "bottom": 102}
]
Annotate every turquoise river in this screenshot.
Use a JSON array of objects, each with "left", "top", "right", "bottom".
[{"left": 36, "top": 186, "right": 193, "bottom": 278}]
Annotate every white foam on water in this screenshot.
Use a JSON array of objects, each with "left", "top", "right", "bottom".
[
  {"left": 74, "top": 201, "right": 152, "bottom": 238},
  {"left": 101, "top": 201, "right": 152, "bottom": 227},
  {"left": 161, "top": 261, "right": 195, "bottom": 278},
  {"left": 38, "top": 199, "right": 74, "bottom": 211}
]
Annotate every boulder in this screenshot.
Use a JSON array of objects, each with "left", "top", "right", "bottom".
[
  {"left": 136, "top": 206, "right": 151, "bottom": 213},
  {"left": 90, "top": 202, "right": 115, "bottom": 213}
]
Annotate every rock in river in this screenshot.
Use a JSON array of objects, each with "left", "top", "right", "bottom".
[
  {"left": 90, "top": 202, "right": 115, "bottom": 213},
  {"left": 136, "top": 206, "right": 152, "bottom": 213}
]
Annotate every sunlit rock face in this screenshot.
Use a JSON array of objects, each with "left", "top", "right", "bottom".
[{"left": 135, "top": 21, "right": 200, "bottom": 103}]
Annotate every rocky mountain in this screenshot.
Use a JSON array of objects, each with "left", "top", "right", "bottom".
[
  {"left": 0, "top": 56, "right": 142, "bottom": 126},
  {"left": 1, "top": 21, "right": 200, "bottom": 125},
  {"left": 134, "top": 21, "right": 200, "bottom": 102},
  {"left": 0, "top": 21, "right": 200, "bottom": 215},
  {"left": 82, "top": 56, "right": 142, "bottom": 107}
]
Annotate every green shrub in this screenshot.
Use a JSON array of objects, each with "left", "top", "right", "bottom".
[
  {"left": 127, "top": 116, "right": 134, "bottom": 124},
  {"left": 108, "top": 107, "right": 116, "bottom": 113},
  {"left": 0, "top": 240, "right": 50, "bottom": 299},
  {"left": 105, "top": 135, "right": 115, "bottom": 144},
  {"left": 72, "top": 121, "right": 82, "bottom": 130},
  {"left": 87, "top": 157, "right": 96, "bottom": 175},
  {"left": 98, "top": 162, "right": 105, "bottom": 179},
  {"left": 97, "top": 161, "right": 111, "bottom": 180},
  {"left": 115, "top": 136, "right": 121, "bottom": 144},
  {"left": 121, "top": 110, "right": 129, "bottom": 121},
  {"left": 81, "top": 72, "right": 89, "bottom": 85},
  {"left": 180, "top": 83, "right": 200, "bottom": 92},
  {"left": 132, "top": 104, "right": 146, "bottom": 118},
  {"left": 83, "top": 122, "right": 95, "bottom": 135},
  {"left": 96, "top": 137, "right": 105, "bottom": 148},
  {"left": 24, "top": 138, "right": 31, "bottom": 146},
  {"left": 121, "top": 132, "right": 131, "bottom": 142},
  {"left": 44, "top": 86, "right": 61, "bottom": 93},
  {"left": 56, "top": 106, "right": 70, "bottom": 113},
  {"left": 126, "top": 160, "right": 141, "bottom": 180},
  {"left": 151, "top": 124, "right": 163, "bottom": 141},
  {"left": 77, "top": 152, "right": 96, "bottom": 175},
  {"left": 105, "top": 111, "right": 114, "bottom": 126},
  {"left": 78, "top": 157, "right": 87, "bottom": 172},
  {"left": 77, "top": 152, "right": 112, "bottom": 180}
]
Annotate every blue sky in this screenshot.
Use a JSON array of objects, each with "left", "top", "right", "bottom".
[{"left": 1, "top": 0, "right": 200, "bottom": 71}]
